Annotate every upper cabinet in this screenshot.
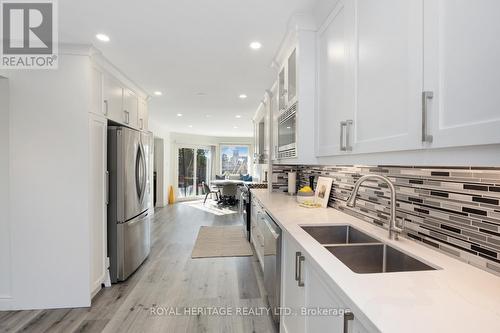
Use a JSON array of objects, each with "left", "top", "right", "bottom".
[
  {"left": 423, "top": 0, "right": 500, "bottom": 148},
  {"left": 103, "top": 75, "right": 124, "bottom": 123},
  {"left": 316, "top": 1, "right": 352, "bottom": 156},
  {"left": 99, "top": 68, "right": 149, "bottom": 131},
  {"left": 123, "top": 88, "right": 139, "bottom": 128},
  {"left": 273, "top": 16, "right": 318, "bottom": 165},
  {"left": 315, "top": 0, "right": 500, "bottom": 158},
  {"left": 138, "top": 97, "right": 149, "bottom": 130},
  {"left": 316, "top": 0, "right": 423, "bottom": 156},
  {"left": 352, "top": 0, "right": 423, "bottom": 153}
]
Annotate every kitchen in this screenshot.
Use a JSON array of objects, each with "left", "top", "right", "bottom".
[{"left": 1, "top": 0, "right": 500, "bottom": 332}]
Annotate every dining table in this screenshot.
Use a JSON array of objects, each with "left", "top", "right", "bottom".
[{"left": 210, "top": 179, "right": 255, "bottom": 197}]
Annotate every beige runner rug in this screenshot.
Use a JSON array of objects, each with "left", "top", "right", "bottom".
[{"left": 191, "top": 226, "right": 253, "bottom": 258}]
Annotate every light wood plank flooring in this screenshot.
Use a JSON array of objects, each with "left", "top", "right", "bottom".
[{"left": 0, "top": 202, "right": 277, "bottom": 333}]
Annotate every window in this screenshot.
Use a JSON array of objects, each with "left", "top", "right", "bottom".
[{"left": 220, "top": 145, "right": 249, "bottom": 175}]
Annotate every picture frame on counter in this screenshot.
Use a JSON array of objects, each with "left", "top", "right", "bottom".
[{"left": 314, "top": 177, "right": 333, "bottom": 208}]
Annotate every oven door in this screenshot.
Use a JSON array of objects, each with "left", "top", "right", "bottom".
[{"left": 278, "top": 113, "right": 297, "bottom": 152}]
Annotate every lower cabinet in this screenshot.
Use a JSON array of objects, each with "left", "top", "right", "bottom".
[
  {"left": 250, "top": 196, "right": 265, "bottom": 270},
  {"left": 281, "top": 232, "right": 375, "bottom": 333},
  {"left": 281, "top": 233, "right": 306, "bottom": 333}
]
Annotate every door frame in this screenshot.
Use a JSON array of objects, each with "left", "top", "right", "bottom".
[{"left": 174, "top": 144, "right": 212, "bottom": 202}]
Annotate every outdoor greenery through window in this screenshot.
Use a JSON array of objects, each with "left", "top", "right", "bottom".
[
  {"left": 220, "top": 145, "right": 249, "bottom": 175},
  {"left": 178, "top": 147, "right": 211, "bottom": 198}
]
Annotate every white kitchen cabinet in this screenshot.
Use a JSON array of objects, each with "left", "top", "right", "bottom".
[
  {"left": 281, "top": 232, "right": 376, "bottom": 333},
  {"left": 305, "top": 262, "right": 347, "bottom": 332},
  {"left": 315, "top": 0, "right": 500, "bottom": 159},
  {"left": 273, "top": 17, "right": 318, "bottom": 165},
  {"left": 351, "top": 0, "right": 423, "bottom": 154},
  {"left": 281, "top": 233, "right": 306, "bottom": 333},
  {"left": 423, "top": 0, "right": 500, "bottom": 148},
  {"left": 250, "top": 195, "right": 265, "bottom": 270},
  {"left": 103, "top": 75, "right": 124, "bottom": 123},
  {"left": 90, "top": 67, "right": 104, "bottom": 116},
  {"left": 316, "top": 0, "right": 353, "bottom": 156},
  {"left": 123, "top": 88, "right": 139, "bottom": 128},
  {"left": 316, "top": 0, "right": 423, "bottom": 156},
  {"left": 89, "top": 113, "right": 108, "bottom": 297},
  {"left": 138, "top": 97, "right": 148, "bottom": 130}
]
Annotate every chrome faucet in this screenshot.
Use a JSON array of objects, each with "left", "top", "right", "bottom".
[{"left": 346, "top": 174, "right": 403, "bottom": 240}]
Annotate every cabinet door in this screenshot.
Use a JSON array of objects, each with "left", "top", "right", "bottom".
[
  {"left": 352, "top": 0, "right": 423, "bottom": 153},
  {"left": 89, "top": 113, "right": 107, "bottom": 296},
  {"left": 424, "top": 0, "right": 500, "bottom": 148},
  {"left": 138, "top": 98, "right": 148, "bottom": 130},
  {"left": 271, "top": 84, "right": 279, "bottom": 161},
  {"left": 90, "top": 67, "right": 104, "bottom": 116},
  {"left": 305, "top": 262, "right": 346, "bottom": 332},
  {"left": 278, "top": 67, "right": 287, "bottom": 111},
  {"left": 287, "top": 49, "right": 297, "bottom": 106},
  {"left": 316, "top": 0, "right": 353, "bottom": 156},
  {"left": 281, "top": 233, "right": 306, "bottom": 333},
  {"left": 103, "top": 75, "right": 123, "bottom": 123},
  {"left": 123, "top": 89, "right": 139, "bottom": 128}
]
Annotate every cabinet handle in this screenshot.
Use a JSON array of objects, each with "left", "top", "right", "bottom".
[
  {"left": 343, "top": 312, "right": 354, "bottom": 333},
  {"left": 103, "top": 100, "right": 109, "bottom": 116},
  {"left": 124, "top": 110, "right": 130, "bottom": 124},
  {"left": 297, "top": 255, "right": 305, "bottom": 287},
  {"left": 422, "top": 91, "right": 434, "bottom": 143},
  {"left": 139, "top": 118, "right": 143, "bottom": 130},
  {"left": 340, "top": 121, "right": 347, "bottom": 151},
  {"left": 295, "top": 251, "right": 301, "bottom": 281},
  {"left": 345, "top": 120, "right": 353, "bottom": 151}
]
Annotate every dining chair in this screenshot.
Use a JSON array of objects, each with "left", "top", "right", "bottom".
[{"left": 202, "top": 181, "right": 221, "bottom": 204}]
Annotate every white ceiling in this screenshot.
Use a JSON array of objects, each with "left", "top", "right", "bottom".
[{"left": 58, "top": 0, "right": 317, "bottom": 137}]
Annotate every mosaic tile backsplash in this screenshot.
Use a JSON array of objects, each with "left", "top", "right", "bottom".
[{"left": 273, "top": 164, "right": 500, "bottom": 275}]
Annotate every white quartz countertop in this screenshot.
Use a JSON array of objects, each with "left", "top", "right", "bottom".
[{"left": 251, "top": 189, "right": 500, "bottom": 333}]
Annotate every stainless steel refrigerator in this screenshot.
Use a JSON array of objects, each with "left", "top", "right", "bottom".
[{"left": 107, "top": 126, "right": 153, "bottom": 283}]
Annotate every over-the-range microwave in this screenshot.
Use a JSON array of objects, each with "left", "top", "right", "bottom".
[{"left": 277, "top": 102, "right": 297, "bottom": 159}]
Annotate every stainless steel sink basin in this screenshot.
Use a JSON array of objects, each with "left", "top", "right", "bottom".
[
  {"left": 325, "top": 244, "right": 436, "bottom": 274},
  {"left": 301, "top": 225, "right": 379, "bottom": 245}
]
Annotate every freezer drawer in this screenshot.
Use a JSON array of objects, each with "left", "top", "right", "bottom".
[{"left": 117, "top": 211, "right": 151, "bottom": 281}]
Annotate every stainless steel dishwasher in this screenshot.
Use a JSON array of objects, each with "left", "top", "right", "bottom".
[{"left": 262, "top": 211, "right": 282, "bottom": 325}]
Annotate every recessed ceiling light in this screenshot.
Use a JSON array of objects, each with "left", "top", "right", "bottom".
[
  {"left": 233, "top": 126, "right": 238, "bottom": 129},
  {"left": 188, "top": 125, "right": 193, "bottom": 128},
  {"left": 249, "top": 41, "right": 262, "bottom": 50},
  {"left": 239, "top": 94, "right": 247, "bottom": 99},
  {"left": 154, "top": 91, "right": 163, "bottom": 96},
  {"left": 176, "top": 113, "right": 183, "bottom": 117},
  {"left": 196, "top": 92, "right": 207, "bottom": 96},
  {"left": 205, "top": 114, "right": 212, "bottom": 118},
  {"left": 235, "top": 115, "right": 242, "bottom": 119},
  {"left": 96, "top": 33, "right": 110, "bottom": 42}
]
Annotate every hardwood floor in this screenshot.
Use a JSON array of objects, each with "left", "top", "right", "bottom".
[{"left": 0, "top": 202, "right": 277, "bottom": 333}]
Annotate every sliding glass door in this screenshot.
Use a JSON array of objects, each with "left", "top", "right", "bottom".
[{"left": 177, "top": 146, "right": 212, "bottom": 200}]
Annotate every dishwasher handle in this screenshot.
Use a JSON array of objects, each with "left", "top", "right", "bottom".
[{"left": 263, "top": 213, "right": 280, "bottom": 239}]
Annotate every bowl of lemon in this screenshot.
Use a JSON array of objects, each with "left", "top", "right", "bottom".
[{"left": 296, "top": 186, "right": 315, "bottom": 205}]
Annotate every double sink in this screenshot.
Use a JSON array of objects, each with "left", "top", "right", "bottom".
[{"left": 301, "top": 225, "right": 436, "bottom": 274}]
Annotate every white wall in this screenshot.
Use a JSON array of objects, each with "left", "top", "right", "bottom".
[
  {"left": 149, "top": 121, "right": 171, "bottom": 207},
  {"left": 0, "top": 54, "right": 91, "bottom": 309},
  {"left": 0, "top": 77, "right": 11, "bottom": 301}
]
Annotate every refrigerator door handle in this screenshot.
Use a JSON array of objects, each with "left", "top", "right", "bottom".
[
  {"left": 139, "top": 142, "right": 147, "bottom": 202},
  {"left": 135, "top": 145, "right": 143, "bottom": 201}
]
